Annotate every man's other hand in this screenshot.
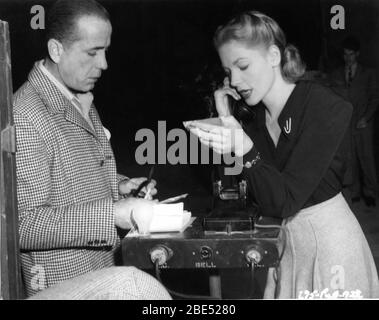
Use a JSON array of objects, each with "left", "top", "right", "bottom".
[{"left": 119, "top": 177, "right": 157, "bottom": 199}]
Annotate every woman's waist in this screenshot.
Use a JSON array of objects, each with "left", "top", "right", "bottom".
[{"left": 287, "top": 192, "right": 348, "bottom": 221}]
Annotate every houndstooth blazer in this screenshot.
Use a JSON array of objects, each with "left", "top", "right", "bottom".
[{"left": 13, "top": 62, "right": 126, "bottom": 297}]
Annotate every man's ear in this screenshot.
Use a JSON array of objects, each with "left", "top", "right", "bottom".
[
  {"left": 267, "top": 45, "right": 281, "bottom": 68},
  {"left": 47, "top": 39, "right": 64, "bottom": 63}
]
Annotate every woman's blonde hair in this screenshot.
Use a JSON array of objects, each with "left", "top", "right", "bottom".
[{"left": 214, "top": 11, "right": 305, "bottom": 82}]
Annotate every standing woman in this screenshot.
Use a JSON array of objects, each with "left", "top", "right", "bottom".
[{"left": 185, "top": 11, "right": 379, "bottom": 298}]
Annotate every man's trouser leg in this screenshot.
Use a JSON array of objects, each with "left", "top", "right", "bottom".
[{"left": 28, "top": 267, "right": 172, "bottom": 300}]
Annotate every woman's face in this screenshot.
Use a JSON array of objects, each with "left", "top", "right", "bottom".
[{"left": 218, "top": 40, "right": 276, "bottom": 106}]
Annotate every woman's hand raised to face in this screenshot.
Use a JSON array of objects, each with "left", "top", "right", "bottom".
[
  {"left": 185, "top": 116, "right": 253, "bottom": 157},
  {"left": 214, "top": 77, "right": 241, "bottom": 117}
]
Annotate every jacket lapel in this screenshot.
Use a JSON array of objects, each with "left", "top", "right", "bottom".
[
  {"left": 64, "top": 104, "right": 97, "bottom": 138},
  {"left": 351, "top": 64, "right": 362, "bottom": 84},
  {"left": 28, "top": 62, "right": 67, "bottom": 114},
  {"left": 28, "top": 62, "right": 98, "bottom": 139},
  {"left": 275, "top": 82, "right": 309, "bottom": 170},
  {"left": 89, "top": 106, "right": 119, "bottom": 200},
  {"left": 28, "top": 61, "right": 119, "bottom": 200},
  {"left": 89, "top": 107, "right": 109, "bottom": 146}
]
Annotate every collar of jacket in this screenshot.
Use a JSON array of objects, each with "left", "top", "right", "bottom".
[
  {"left": 28, "top": 61, "right": 97, "bottom": 137},
  {"left": 253, "top": 81, "right": 311, "bottom": 141},
  {"left": 338, "top": 63, "right": 363, "bottom": 84}
]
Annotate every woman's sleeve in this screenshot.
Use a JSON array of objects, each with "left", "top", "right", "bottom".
[{"left": 241, "top": 100, "right": 352, "bottom": 218}]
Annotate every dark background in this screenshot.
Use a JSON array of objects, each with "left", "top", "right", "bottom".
[
  {"left": 1, "top": 0, "right": 379, "bottom": 298},
  {"left": 0, "top": 0, "right": 325, "bottom": 201},
  {"left": 2, "top": 0, "right": 379, "bottom": 198}
]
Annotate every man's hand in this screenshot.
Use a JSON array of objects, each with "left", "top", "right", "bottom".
[
  {"left": 114, "top": 198, "right": 154, "bottom": 233},
  {"left": 119, "top": 177, "right": 157, "bottom": 199},
  {"left": 357, "top": 117, "right": 368, "bottom": 129}
]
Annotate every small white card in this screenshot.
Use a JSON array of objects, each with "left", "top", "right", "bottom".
[
  {"left": 126, "top": 202, "right": 193, "bottom": 236},
  {"left": 149, "top": 203, "right": 191, "bottom": 232}
]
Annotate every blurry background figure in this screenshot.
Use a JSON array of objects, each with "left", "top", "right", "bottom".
[
  {"left": 28, "top": 267, "right": 171, "bottom": 300},
  {"left": 330, "top": 35, "right": 379, "bottom": 208}
]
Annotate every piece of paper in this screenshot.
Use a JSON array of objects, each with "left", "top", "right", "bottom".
[
  {"left": 149, "top": 203, "right": 190, "bottom": 232},
  {"left": 126, "top": 202, "right": 193, "bottom": 236},
  {"left": 184, "top": 117, "right": 223, "bottom": 128},
  {"left": 191, "top": 117, "right": 223, "bottom": 126}
]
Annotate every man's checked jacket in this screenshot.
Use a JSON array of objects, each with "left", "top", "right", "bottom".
[{"left": 13, "top": 62, "right": 126, "bottom": 297}]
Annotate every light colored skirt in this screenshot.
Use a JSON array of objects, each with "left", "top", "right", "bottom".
[{"left": 264, "top": 193, "right": 379, "bottom": 299}]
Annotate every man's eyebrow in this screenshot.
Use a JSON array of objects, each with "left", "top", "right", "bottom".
[
  {"left": 232, "top": 57, "right": 248, "bottom": 65},
  {"left": 87, "top": 45, "right": 108, "bottom": 51},
  {"left": 87, "top": 47, "right": 102, "bottom": 51}
]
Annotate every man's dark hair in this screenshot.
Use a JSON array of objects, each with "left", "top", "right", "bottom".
[
  {"left": 342, "top": 35, "right": 360, "bottom": 52},
  {"left": 46, "top": 0, "right": 110, "bottom": 46}
]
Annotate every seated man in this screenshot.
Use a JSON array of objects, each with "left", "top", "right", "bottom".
[{"left": 13, "top": 0, "right": 156, "bottom": 297}]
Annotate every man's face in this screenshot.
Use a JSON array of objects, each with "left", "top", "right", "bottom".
[
  {"left": 58, "top": 15, "right": 112, "bottom": 92},
  {"left": 343, "top": 48, "right": 359, "bottom": 67}
]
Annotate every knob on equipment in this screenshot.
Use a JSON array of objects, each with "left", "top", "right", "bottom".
[
  {"left": 200, "top": 246, "right": 213, "bottom": 260},
  {"left": 149, "top": 245, "right": 173, "bottom": 266},
  {"left": 245, "top": 248, "right": 263, "bottom": 265}
]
